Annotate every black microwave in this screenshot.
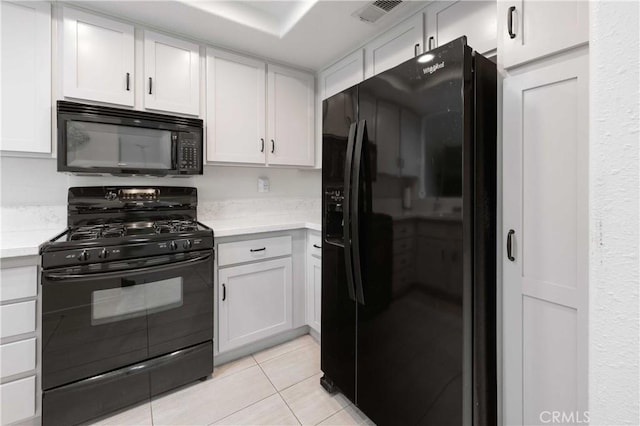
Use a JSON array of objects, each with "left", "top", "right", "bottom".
[{"left": 57, "top": 101, "right": 203, "bottom": 176}]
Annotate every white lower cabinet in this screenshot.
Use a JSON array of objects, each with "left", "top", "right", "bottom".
[
  {"left": 306, "top": 256, "right": 321, "bottom": 333},
  {"left": 218, "top": 257, "right": 293, "bottom": 352},
  {"left": 306, "top": 231, "right": 321, "bottom": 333},
  {"left": 0, "top": 258, "right": 39, "bottom": 426},
  {"left": 1, "top": 376, "right": 36, "bottom": 425},
  {"left": 502, "top": 52, "right": 589, "bottom": 424}
]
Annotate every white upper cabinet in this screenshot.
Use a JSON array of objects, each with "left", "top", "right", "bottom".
[
  {"left": 206, "top": 48, "right": 266, "bottom": 164},
  {"left": 364, "top": 13, "right": 424, "bottom": 79},
  {"left": 1, "top": 1, "right": 51, "bottom": 153},
  {"left": 267, "top": 65, "right": 315, "bottom": 167},
  {"left": 63, "top": 7, "right": 134, "bottom": 106},
  {"left": 498, "top": 0, "right": 588, "bottom": 68},
  {"left": 144, "top": 31, "right": 200, "bottom": 115},
  {"left": 319, "top": 50, "right": 364, "bottom": 100},
  {"left": 425, "top": 1, "right": 497, "bottom": 55}
]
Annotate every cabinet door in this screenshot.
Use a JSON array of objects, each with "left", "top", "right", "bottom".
[
  {"left": 206, "top": 48, "right": 266, "bottom": 164},
  {"left": 306, "top": 255, "right": 321, "bottom": 333},
  {"left": 425, "top": 1, "right": 496, "bottom": 55},
  {"left": 63, "top": 7, "right": 134, "bottom": 106},
  {"left": 144, "top": 31, "right": 200, "bottom": 115},
  {"left": 499, "top": 0, "right": 588, "bottom": 68},
  {"left": 399, "top": 109, "right": 420, "bottom": 177},
  {"left": 1, "top": 1, "right": 51, "bottom": 153},
  {"left": 319, "top": 50, "right": 364, "bottom": 100},
  {"left": 375, "top": 100, "right": 400, "bottom": 176},
  {"left": 218, "top": 258, "right": 292, "bottom": 352},
  {"left": 267, "top": 65, "right": 315, "bottom": 166},
  {"left": 364, "top": 13, "right": 423, "bottom": 79},
  {"left": 503, "top": 53, "right": 588, "bottom": 424}
]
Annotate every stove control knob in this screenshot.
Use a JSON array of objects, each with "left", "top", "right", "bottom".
[
  {"left": 170, "top": 241, "right": 178, "bottom": 251},
  {"left": 99, "top": 248, "right": 109, "bottom": 259},
  {"left": 78, "top": 250, "right": 90, "bottom": 261},
  {"left": 183, "top": 240, "right": 192, "bottom": 249}
]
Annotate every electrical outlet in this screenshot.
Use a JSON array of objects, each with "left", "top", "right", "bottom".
[{"left": 258, "top": 177, "right": 270, "bottom": 193}]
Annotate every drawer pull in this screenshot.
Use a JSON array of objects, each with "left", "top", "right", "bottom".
[
  {"left": 250, "top": 247, "right": 266, "bottom": 252},
  {"left": 313, "top": 244, "right": 321, "bottom": 249}
]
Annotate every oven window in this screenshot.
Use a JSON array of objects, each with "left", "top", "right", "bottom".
[
  {"left": 66, "top": 121, "right": 172, "bottom": 170},
  {"left": 91, "top": 278, "right": 183, "bottom": 325}
]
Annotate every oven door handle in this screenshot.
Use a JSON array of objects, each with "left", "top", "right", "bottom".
[{"left": 43, "top": 252, "right": 213, "bottom": 282}]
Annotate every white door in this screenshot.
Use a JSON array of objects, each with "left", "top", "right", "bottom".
[
  {"left": 306, "top": 255, "right": 321, "bottom": 333},
  {"left": 498, "top": 0, "right": 588, "bottom": 69},
  {"left": 267, "top": 65, "right": 315, "bottom": 167},
  {"left": 425, "top": 0, "right": 497, "bottom": 55},
  {"left": 62, "top": 7, "right": 134, "bottom": 106},
  {"left": 218, "top": 258, "right": 292, "bottom": 352},
  {"left": 503, "top": 53, "right": 588, "bottom": 425},
  {"left": 206, "top": 48, "right": 266, "bottom": 164},
  {"left": 375, "top": 100, "right": 400, "bottom": 176},
  {"left": 400, "top": 108, "right": 421, "bottom": 178},
  {"left": 144, "top": 31, "right": 200, "bottom": 115},
  {"left": 319, "top": 50, "right": 364, "bottom": 100},
  {"left": 1, "top": 1, "right": 51, "bottom": 153},
  {"left": 364, "top": 13, "right": 423, "bottom": 79}
]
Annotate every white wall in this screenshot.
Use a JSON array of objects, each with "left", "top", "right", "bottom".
[
  {"left": 589, "top": 2, "right": 640, "bottom": 425},
  {"left": 0, "top": 156, "right": 321, "bottom": 206}
]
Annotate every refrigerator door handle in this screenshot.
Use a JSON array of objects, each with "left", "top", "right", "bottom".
[
  {"left": 343, "top": 122, "right": 358, "bottom": 302},
  {"left": 352, "top": 120, "right": 367, "bottom": 305}
]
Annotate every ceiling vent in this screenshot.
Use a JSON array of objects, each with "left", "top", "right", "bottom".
[{"left": 353, "top": 0, "right": 403, "bottom": 24}]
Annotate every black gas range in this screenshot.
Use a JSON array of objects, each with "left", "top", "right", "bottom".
[{"left": 39, "top": 186, "right": 214, "bottom": 425}]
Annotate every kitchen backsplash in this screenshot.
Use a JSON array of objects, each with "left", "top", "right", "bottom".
[
  {"left": 1, "top": 156, "right": 321, "bottom": 232},
  {"left": 198, "top": 198, "right": 320, "bottom": 221}
]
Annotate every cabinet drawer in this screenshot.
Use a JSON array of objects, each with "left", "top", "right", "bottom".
[
  {"left": 0, "top": 301, "right": 36, "bottom": 338},
  {"left": 308, "top": 233, "right": 322, "bottom": 258},
  {"left": 393, "top": 221, "right": 415, "bottom": 240},
  {"left": 1, "top": 338, "right": 36, "bottom": 378},
  {"left": 0, "top": 376, "right": 36, "bottom": 424},
  {"left": 393, "top": 252, "right": 414, "bottom": 273},
  {"left": 393, "top": 237, "right": 415, "bottom": 254},
  {"left": 218, "top": 236, "right": 292, "bottom": 267},
  {"left": 0, "top": 265, "right": 37, "bottom": 302},
  {"left": 417, "top": 220, "right": 463, "bottom": 240}
]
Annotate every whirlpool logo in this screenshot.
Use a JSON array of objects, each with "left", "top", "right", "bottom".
[{"left": 423, "top": 61, "right": 445, "bottom": 75}]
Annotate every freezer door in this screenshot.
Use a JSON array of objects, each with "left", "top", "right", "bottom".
[{"left": 320, "top": 87, "right": 358, "bottom": 402}]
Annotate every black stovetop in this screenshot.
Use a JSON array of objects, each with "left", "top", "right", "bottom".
[{"left": 40, "top": 186, "right": 213, "bottom": 268}]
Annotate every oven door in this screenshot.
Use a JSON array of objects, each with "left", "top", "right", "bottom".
[{"left": 41, "top": 249, "right": 213, "bottom": 391}]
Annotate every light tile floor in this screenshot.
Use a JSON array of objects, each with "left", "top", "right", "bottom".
[{"left": 87, "top": 335, "right": 374, "bottom": 426}]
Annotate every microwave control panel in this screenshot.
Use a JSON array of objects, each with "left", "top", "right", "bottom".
[{"left": 177, "top": 135, "right": 201, "bottom": 172}]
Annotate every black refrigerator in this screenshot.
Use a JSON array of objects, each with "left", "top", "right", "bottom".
[{"left": 320, "top": 37, "right": 496, "bottom": 426}]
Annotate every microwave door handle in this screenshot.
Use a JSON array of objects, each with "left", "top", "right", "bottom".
[
  {"left": 172, "top": 133, "right": 178, "bottom": 169},
  {"left": 43, "top": 252, "right": 212, "bottom": 282}
]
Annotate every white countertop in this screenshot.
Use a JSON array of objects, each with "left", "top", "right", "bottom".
[
  {"left": 0, "top": 216, "right": 321, "bottom": 260},
  {"left": 0, "top": 229, "right": 63, "bottom": 259},
  {"left": 201, "top": 215, "right": 320, "bottom": 238}
]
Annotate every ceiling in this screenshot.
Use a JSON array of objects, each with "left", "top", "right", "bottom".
[{"left": 69, "top": 0, "right": 428, "bottom": 71}]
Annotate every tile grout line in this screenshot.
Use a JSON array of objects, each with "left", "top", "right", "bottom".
[
  {"left": 205, "top": 392, "right": 279, "bottom": 426},
  {"left": 254, "top": 357, "right": 304, "bottom": 426},
  {"left": 254, "top": 339, "right": 317, "bottom": 365},
  {"left": 313, "top": 406, "right": 348, "bottom": 426},
  {"left": 203, "top": 362, "right": 279, "bottom": 425}
]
